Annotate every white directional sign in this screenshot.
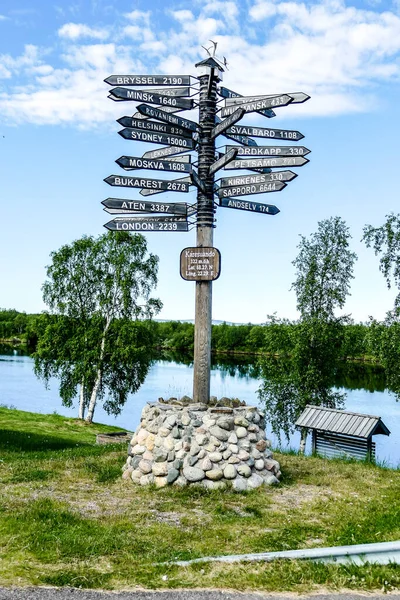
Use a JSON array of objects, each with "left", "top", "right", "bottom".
[
  {"left": 104, "top": 174, "right": 190, "bottom": 192},
  {"left": 102, "top": 198, "right": 188, "bottom": 215},
  {"left": 109, "top": 88, "right": 194, "bottom": 109},
  {"left": 142, "top": 146, "right": 191, "bottom": 160},
  {"left": 218, "top": 171, "right": 297, "bottom": 188},
  {"left": 104, "top": 75, "right": 192, "bottom": 86},
  {"left": 211, "top": 108, "right": 245, "bottom": 140},
  {"left": 118, "top": 127, "right": 195, "bottom": 149},
  {"left": 116, "top": 155, "right": 192, "bottom": 173},
  {"left": 137, "top": 104, "right": 198, "bottom": 132},
  {"left": 219, "top": 198, "right": 280, "bottom": 215},
  {"left": 225, "top": 92, "right": 311, "bottom": 106},
  {"left": 104, "top": 216, "right": 189, "bottom": 231},
  {"left": 224, "top": 124, "right": 304, "bottom": 141},
  {"left": 209, "top": 148, "right": 239, "bottom": 176},
  {"left": 218, "top": 86, "right": 275, "bottom": 118},
  {"left": 217, "top": 181, "right": 287, "bottom": 198},
  {"left": 221, "top": 95, "right": 293, "bottom": 117},
  {"left": 224, "top": 156, "right": 310, "bottom": 170},
  {"left": 226, "top": 145, "right": 311, "bottom": 157},
  {"left": 140, "top": 176, "right": 192, "bottom": 196}
]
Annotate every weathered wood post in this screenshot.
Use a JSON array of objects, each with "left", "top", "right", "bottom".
[{"left": 193, "top": 59, "right": 224, "bottom": 404}]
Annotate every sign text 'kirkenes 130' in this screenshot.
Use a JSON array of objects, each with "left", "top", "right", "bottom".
[
  {"left": 104, "top": 216, "right": 189, "bottom": 232},
  {"left": 180, "top": 247, "right": 221, "bottom": 281}
]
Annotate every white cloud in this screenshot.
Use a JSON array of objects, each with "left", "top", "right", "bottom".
[
  {"left": 124, "top": 10, "right": 150, "bottom": 26},
  {"left": 58, "top": 23, "right": 109, "bottom": 40},
  {"left": 0, "top": 15, "right": 8, "bottom": 21}
]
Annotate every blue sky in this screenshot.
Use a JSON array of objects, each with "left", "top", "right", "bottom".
[{"left": 1, "top": 0, "right": 400, "bottom": 324}]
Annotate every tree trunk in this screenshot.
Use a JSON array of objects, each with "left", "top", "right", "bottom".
[
  {"left": 299, "top": 428, "right": 308, "bottom": 454},
  {"left": 78, "top": 378, "right": 85, "bottom": 420},
  {"left": 85, "top": 321, "right": 110, "bottom": 424}
]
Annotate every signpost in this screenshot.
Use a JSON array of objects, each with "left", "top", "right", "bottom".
[{"left": 103, "top": 60, "right": 310, "bottom": 405}]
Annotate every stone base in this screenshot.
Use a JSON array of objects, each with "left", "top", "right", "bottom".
[{"left": 122, "top": 402, "right": 280, "bottom": 491}]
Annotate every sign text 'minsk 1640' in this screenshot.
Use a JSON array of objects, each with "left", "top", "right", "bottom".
[
  {"left": 109, "top": 87, "right": 195, "bottom": 109},
  {"left": 180, "top": 247, "right": 221, "bottom": 281}
]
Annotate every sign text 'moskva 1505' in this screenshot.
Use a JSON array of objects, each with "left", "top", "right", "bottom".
[
  {"left": 105, "top": 216, "right": 188, "bottom": 231},
  {"left": 180, "top": 247, "right": 221, "bottom": 281}
]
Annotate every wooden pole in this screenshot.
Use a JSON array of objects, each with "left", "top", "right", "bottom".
[{"left": 193, "top": 69, "right": 218, "bottom": 403}]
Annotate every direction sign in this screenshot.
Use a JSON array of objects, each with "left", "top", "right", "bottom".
[
  {"left": 224, "top": 156, "right": 310, "bottom": 170},
  {"left": 137, "top": 103, "right": 198, "bottom": 132},
  {"left": 142, "top": 145, "right": 191, "bottom": 160},
  {"left": 209, "top": 148, "right": 239, "bottom": 176},
  {"left": 221, "top": 95, "right": 293, "bottom": 118},
  {"left": 218, "top": 86, "right": 275, "bottom": 118},
  {"left": 109, "top": 88, "right": 194, "bottom": 109},
  {"left": 225, "top": 92, "right": 311, "bottom": 106},
  {"left": 118, "top": 128, "right": 195, "bottom": 149},
  {"left": 180, "top": 247, "right": 221, "bottom": 281},
  {"left": 215, "top": 152, "right": 271, "bottom": 175},
  {"left": 140, "top": 176, "right": 192, "bottom": 196},
  {"left": 104, "top": 216, "right": 189, "bottom": 232},
  {"left": 217, "top": 181, "right": 287, "bottom": 198},
  {"left": 117, "top": 116, "right": 193, "bottom": 138},
  {"left": 225, "top": 145, "right": 311, "bottom": 157},
  {"left": 191, "top": 169, "right": 206, "bottom": 194},
  {"left": 218, "top": 171, "right": 297, "bottom": 189},
  {"left": 102, "top": 198, "right": 188, "bottom": 215},
  {"left": 116, "top": 155, "right": 192, "bottom": 174},
  {"left": 211, "top": 108, "right": 245, "bottom": 140},
  {"left": 145, "top": 87, "right": 191, "bottom": 97},
  {"left": 225, "top": 124, "right": 304, "bottom": 141},
  {"left": 104, "top": 75, "right": 192, "bottom": 86},
  {"left": 219, "top": 197, "right": 280, "bottom": 215},
  {"left": 104, "top": 174, "right": 190, "bottom": 193}
]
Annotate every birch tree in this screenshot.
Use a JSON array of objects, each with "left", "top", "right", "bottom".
[{"left": 34, "top": 231, "right": 161, "bottom": 423}]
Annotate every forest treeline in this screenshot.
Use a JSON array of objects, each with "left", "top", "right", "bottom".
[{"left": 0, "top": 307, "right": 392, "bottom": 363}]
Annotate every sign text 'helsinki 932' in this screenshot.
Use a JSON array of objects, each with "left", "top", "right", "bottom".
[{"left": 103, "top": 68, "right": 310, "bottom": 275}]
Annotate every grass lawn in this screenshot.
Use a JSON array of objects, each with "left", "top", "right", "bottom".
[{"left": 0, "top": 406, "right": 399, "bottom": 592}]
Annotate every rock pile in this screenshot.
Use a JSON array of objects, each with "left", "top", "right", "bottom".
[{"left": 122, "top": 401, "right": 280, "bottom": 491}]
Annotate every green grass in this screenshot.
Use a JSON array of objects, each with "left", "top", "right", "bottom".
[{"left": 0, "top": 406, "right": 399, "bottom": 592}]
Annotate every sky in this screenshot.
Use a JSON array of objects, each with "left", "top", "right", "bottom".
[{"left": 1, "top": 0, "right": 400, "bottom": 325}]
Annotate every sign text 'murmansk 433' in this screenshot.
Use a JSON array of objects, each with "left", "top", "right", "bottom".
[
  {"left": 104, "top": 75, "right": 192, "bottom": 87},
  {"left": 224, "top": 92, "right": 311, "bottom": 106},
  {"left": 116, "top": 155, "right": 192, "bottom": 174},
  {"left": 105, "top": 216, "right": 188, "bottom": 232},
  {"left": 104, "top": 174, "right": 190, "bottom": 192},
  {"left": 118, "top": 128, "right": 195, "bottom": 149},
  {"left": 109, "top": 88, "right": 194, "bottom": 109},
  {"left": 224, "top": 156, "right": 310, "bottom": 170},
  {"left": 221, "top": 95, "right": 293, "bottom": 117},
  {"left": 102, "top": 198, "right": 188, "bottom": 215},
  {"left": 218, "top": 86, "right": 275, "bottom": 118},
  {"left": 180, "top": 247, "right": 221, "bottom": 282},
  {"left": 217, "top": 181, "right": 287, "bottom": 198},
  {"left": 117, "top": 116, "right": 194, "bottom": 138},
  {"left": 225, "top": 145, "right": 311, "bottom": 157},
  {"left": 218, "top": 171, "right": 297, "bottom": 188},
  {"left": 137, "top": 104, "right": 198, "bottom": 132},
  {"left": 219, "top": 198, "right": 280, "bottom": 215}
]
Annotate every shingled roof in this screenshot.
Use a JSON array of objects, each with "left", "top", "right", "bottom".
[{"left": 295, "top": 405, "right": 390, "bottom": 439}]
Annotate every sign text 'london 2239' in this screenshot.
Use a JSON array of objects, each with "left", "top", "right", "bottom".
[
  {"left": 180, "top": 247, "right": 221, "bottom": 281},
  {"left": 219, "top": 197, "right": 280, "bottom": 215},
  {"left": 225, "top": 145, "right": 311, "bottom": 157},
  {"left": 117, "top": 116, "right": 194, "bottom": 138},
  {"left": 137, "top": 104, "right": 198, "bottom": 132},
  {"left": 104, "top": 75, "right": 192, "bottom": 87},
  {"left": 221, "top": 95, "right": 292, "bottom": 117},
  {"left": 217, "top": 181, "right": 287, "bottom": 198},
  {"left": 104, "top": 175, "right": 190, "bottom": 192},
  {"left": 108, "top": 88, "right": 194, "bottom": 109},
  {"left": 102, "top": 198, "right": 188, "bottom": 215},
  {"left": 104, "top": 216, "right": 189, "bottom": 232},
  {"left": 224, "top": 156, "right": 310, "bottom": 170},
  {"left": 118, "top": 127, "right": 195, "bottom": 149},
  {"left": 116, "top": 155, "right": 192, "bottom": 174}
]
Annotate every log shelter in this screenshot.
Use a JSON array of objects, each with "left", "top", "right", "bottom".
[{"left": 295, "top": 405, "right": 390, "bottom": 461}]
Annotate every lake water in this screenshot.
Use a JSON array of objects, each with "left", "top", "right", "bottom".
[{"left": 1, "top": 350, "right": 399, "bottom": 467}]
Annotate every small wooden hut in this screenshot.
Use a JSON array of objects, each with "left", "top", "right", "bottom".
[{"left": 295, "top": 405, "right": 390, "bottom": 461}]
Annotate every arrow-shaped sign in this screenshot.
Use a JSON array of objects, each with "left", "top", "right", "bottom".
[
  {"left": 104, "top": 216, "right": 189, "bottom": 232},
  {"left": 225, "top": 92, "right": 311, "bottom": 106},
  {"left": 217, "top": 181, "right": 287, "bottom": 198},
  {"left": 144, "top": 87, "right": 192, "bottom": 97},
  {"left": 118, "top": 128, "right": 195, "bottom": 149},
  {"left": 221, "top": 95, "right": 293, "bottom": 118},
  {"left": 224, "top": 156, "right": 310, "bottom": 170},
  {"left": 102, "top": 198, "right": 188, "bottom": 215},
  {"left": 140, "top": 176, "right": 192, "bottom": 196},
  {"left": 219, "top": 197, "right": 280, "bottom": 215},
  {"left": 211, "top": 107, "right": 245, "bottom": 140},
  {"left": 209, "top": 148, "right": 239, "bottom": 176},
  {"left": 109, "top": 88, "right": 194, "bottom": 109},
  {"left": 191, "top": 169, "right": 207, "bottom": 194},
  {"left": 116, "top": 155, "right": 192, "bottom": 173},
  {"left": 215, "top": 152, "right": 271, "bottom": 175},
  {"left": 104, "top": 174, "right": 190, "bottom": 193},
  {"left": 226, "top": 145, "right": 311, "bottom": 157},
  {"left": 142, "top": 145, "right": 191, "bottom": 160},
  {"left": 117, "top": 116, "right": 193, "bottom": 138},
  {"left": 218, "top": 86, "right": 275, "bottom": 118},
  {"left": 137, "top": 103, "right": 198, "bottom": 132},
  {"left": 217, "top": 171, "right": 297, "bottom": 189},
  {"left": 104, "top": 75, "right": 192, "bottom": 87},
  {"left": 224, "top": 124, "right": 304, "bottom": 142}
]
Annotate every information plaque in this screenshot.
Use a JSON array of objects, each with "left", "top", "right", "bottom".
[{"left": 180, "top": 247, "right": 221, "bottom": 281}]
